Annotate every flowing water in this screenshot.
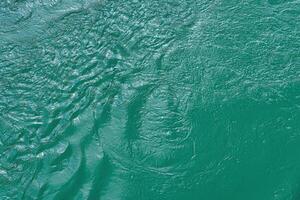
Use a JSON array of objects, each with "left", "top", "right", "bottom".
[{"left": 1, "top": 0, "right": 300, "bottom": 199}]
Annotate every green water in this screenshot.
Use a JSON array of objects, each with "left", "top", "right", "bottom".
[{"left": 1, "top": 0, "right": 300, "bottom": 199}]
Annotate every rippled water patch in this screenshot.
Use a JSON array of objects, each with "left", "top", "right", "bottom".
[{"left": 1, "top": 0, "right": 300, "bottom": 199}]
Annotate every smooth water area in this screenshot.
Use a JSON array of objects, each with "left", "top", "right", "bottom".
[{"left": 0, "top": 0, "right": 300, "bottom": 199}]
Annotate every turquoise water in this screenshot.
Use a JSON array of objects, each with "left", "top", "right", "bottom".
[{"left": 1, "top": 0, "right": 300, "bottom": 199}]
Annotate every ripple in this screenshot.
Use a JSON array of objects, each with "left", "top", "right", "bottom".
[{"left": 1, "top": 0, "right": 300, "bottom": 199}]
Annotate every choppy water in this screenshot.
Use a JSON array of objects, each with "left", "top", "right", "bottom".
[{"left": 1, "top": 0, "right": 300, "bottom": 199}]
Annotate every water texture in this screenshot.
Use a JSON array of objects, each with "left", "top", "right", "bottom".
[{"left": 0, "top": 0, "right": 300, "bottom": 199}]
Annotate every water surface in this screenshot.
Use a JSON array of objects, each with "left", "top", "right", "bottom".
[{"left": 1, "top": 0, "right": 300, "bottom": 199}]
